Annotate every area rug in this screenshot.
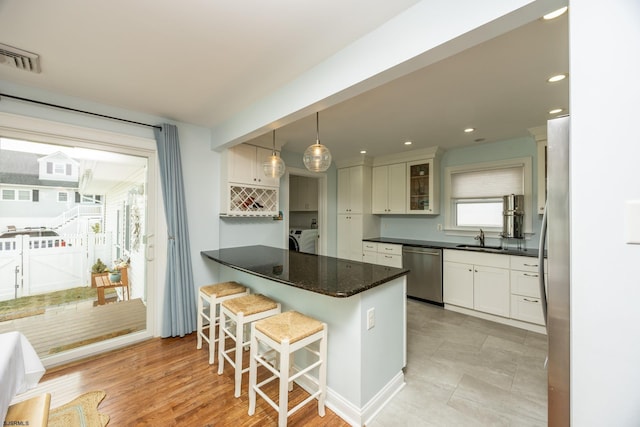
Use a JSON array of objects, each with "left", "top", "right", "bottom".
[{"left": 48, "top": 390, "right": 109, "bottom": 427}]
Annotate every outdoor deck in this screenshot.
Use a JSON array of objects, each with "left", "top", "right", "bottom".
[{"left": 0, "top": 298, "right": 146, "bottom": 358}]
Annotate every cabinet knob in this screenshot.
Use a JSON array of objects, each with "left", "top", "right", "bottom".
[
  {"left": 468, "top": 269, "right": 472, "bottom": 272},
  {"left": 474, "top": 269, "right": 478, "bottom": 273}
]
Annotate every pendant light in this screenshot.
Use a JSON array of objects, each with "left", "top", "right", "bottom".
[
  {"left": 303, "top": 112, "right": 332, "bottom": 172},
  {"left": 262, "top": 129, "right": 286, "bottom": 179}
]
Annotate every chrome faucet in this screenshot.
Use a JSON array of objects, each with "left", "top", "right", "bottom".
[{"left": 474, "top": 228, "right": 485, "bottom": 247}]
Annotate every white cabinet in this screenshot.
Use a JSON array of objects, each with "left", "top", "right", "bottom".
[
  {"left": 443, "top": 261, "right": 474, "bottom": 308},
  {"left": 443, "top": 250, "right": 510, "bottom": 317},
  {"left": 228, "top": 144, "right": 280, "bottom": 188},
  {"left": 510, "top": 256, "right": 547, "bottom": 325},
  {"left": 473, "top": 265, "right": 510, "bottom": 317},
  {"left": 407, "top": 158, "right": 439, "bottom": 214},
  {"left": 362, "top": 242, "right": 403, "bottom": 268},
  {"left": 337, "top": 214, "right": 364, "bottom": 261},
  {"left": 338, "top": 166, "right": 366, "bottom": 214},
  {"left": 372, "top": 163, "right": 406, "bottom": 214},
  {"left": 290, "top": 175, "right": 318, "bottom": 211}
]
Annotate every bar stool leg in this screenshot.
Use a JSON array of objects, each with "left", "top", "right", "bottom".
[
  {"left": 217, "top": 310, "right": 227, "bottom": 375},
  {"left": 196, "top": 294, "right": 204, "bottom": 350},
  {"left": 208, "top": 299, "right": 216, "bottom": 364},
  {"left": 248, "top": 323, "right": 258, "bottom": 416},
  {"left": 278, "top": 339, "right": 291, "bottom": 427},
  {"left": 234, "top": 312, "right": 245, "bottom": 397},
  {"left": 318, "top": 327, "right": 328, "bottom": 416}
]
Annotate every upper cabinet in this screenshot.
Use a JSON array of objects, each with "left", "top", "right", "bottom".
[
  {"left": 407, "top": 159, "right": 438, "bottom": 214},
  {"left": 220, "top": 143, "right": 281, "bottom": 216},
  {"left": 529, "top": 125, "right": 547, "bottom": 215},
  {"left": 290, "top": 175, "right": 318, "bottom": 211},
  {"left": 372, "top": 163, "right": 406, "bottom": 214},
  {"left": 337, "top": 166, "right": 367, "bottom": 214},
  {"left": 227, "top": 144, "right": 280, "bottom": 188},
  {"left": 371, "top": 147, "right": 441, "bottom": 216}
]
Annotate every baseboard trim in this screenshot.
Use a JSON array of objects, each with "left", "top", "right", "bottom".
[
  {"left": 444, "top": 304, "right": 547, "bottom": 334},
  {"left": 295, "top": 369, "right": 405, "bottom": 427}
]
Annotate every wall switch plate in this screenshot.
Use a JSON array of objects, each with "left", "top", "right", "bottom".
[
  {"left": 367, "top": 307, "right": 375, "bottom": 330},
  {"left": 624, "top": 200, "right": 640, "bottom": 244},
  {"left": 437, "top": 224, "right": 443, "bottom": 231}
]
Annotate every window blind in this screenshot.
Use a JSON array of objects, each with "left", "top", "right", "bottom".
[{"left": 451, "top": 166, "right": 523, "bottom": 198}]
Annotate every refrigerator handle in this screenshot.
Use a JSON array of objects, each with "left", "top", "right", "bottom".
[{"left": 538, "top": 202, "right": 549, "bottom": 328}]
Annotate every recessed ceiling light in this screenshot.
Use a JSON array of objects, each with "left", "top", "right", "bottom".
[
  {"left": 464, "top": 128, "right": 475, "bottom": 133},
  {"left": 549, "top": 108, "right": 564, "bottom": 114},
  {"left": 543, "top": 7, "right": 568, "bottom": 20},
  {"left": 404, "top": 141, "right": 412, "bottom": 146},
  {"left": 360, "top": 150, "right": 367, "bottom": 154},
  {"left": 547, "top": 74, "right": 567, "bottom": 83}
]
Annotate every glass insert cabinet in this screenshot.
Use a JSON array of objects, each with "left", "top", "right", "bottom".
[{"left": 407, "top": 159, "right": 438, "bottom": 214}]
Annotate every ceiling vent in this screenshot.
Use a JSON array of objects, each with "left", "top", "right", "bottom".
[{"left": 0, "top": 43, "right": 41, "bottom": 73}]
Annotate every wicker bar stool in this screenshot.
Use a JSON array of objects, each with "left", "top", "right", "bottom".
[
  {"left": 218, "top": 294, "right": 281, "bottom": 397},
  {"left": 196, "top": 281, "right": 249, "bottom": 364},
  {"left": 248, "top": 311, "right": 328, "bottom": 427}
]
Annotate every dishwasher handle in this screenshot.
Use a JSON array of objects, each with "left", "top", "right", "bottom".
[{"left": 402, "top": 248, "right": 441, "bottom": 256}]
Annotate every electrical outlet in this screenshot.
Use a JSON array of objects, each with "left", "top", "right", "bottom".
[
  {"left": 437, "top": 224, "right": 443, "bottom": 231},
  {"left": 367, "top": 307, "right": 375, "bottom": 330}
]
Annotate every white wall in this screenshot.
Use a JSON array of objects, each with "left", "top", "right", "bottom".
[{"left": 570, "top": 1, "right": 640, "bottom": 424}]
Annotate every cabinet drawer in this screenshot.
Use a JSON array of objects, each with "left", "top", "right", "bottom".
[
  {"left": 378, "top": 243, "right": 402, "bottom": 256},
  {"left": 362, "top": 242, "right": 378, "bottom": 252},
  {"left": 510, "top": 270, "right": 542, "bottom": 298},
  {"left": 510, "top": 256, "right": 546, "bottom": 272},
  {"left": 377, "top": 253, "right": 402, "bottom": 268},
  {"left": 510, "top": 295, "right": 544, "bottom": 325}
]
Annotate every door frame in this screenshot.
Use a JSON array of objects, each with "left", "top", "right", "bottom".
[
  {"left": 284, "top": 167, "right": 328, "bottom": 256},
  {"left": 0, "top": 111, "right": 158, "bottom": 366}
]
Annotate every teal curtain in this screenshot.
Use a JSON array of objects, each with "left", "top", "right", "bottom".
[{"left": 154, "top": 124, "right": 196, "bottom": 337}]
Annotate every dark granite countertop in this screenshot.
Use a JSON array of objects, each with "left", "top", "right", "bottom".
[
  {"left": 201, "top": 245, "right": 409, "bottom": 298},
  {"left": 363, "top": 237, "right": 541, "bottom": 258}
]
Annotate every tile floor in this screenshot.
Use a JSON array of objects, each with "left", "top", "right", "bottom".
[{"left": 370, "top": 299, "right": 548, "bottom": 426}]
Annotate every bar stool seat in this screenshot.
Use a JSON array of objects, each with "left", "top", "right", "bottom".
[
  {"left": 248, "top": 311, "right": 328, "bottom": 427},
  {"left": 218, "top": 294, "right": 281, "bottom": 397},
  {"left": 197, "top": 281, "right": 249, "bottom": 364}
]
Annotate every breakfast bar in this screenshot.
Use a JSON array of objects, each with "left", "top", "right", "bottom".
[{"left": 201, "top": 245, "right": 409, "bottom": 427}]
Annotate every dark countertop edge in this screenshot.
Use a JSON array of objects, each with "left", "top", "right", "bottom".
[
  {"left": 363, "top": 237, "right": 542, "bottom": 258},
  {"left": 201, "top": 249, "right": 409, "bottom": 298}
]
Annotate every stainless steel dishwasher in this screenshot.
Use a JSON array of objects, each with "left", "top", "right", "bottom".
[{"left": 402, "top": 246, "right": 443, "bottom": 304}]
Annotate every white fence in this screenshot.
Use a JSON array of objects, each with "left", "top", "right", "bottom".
[{"left": 0, "top": 233, "right": 113, "bottom": 301}]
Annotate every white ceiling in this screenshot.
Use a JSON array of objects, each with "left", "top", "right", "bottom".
[{"left": 0, "top": 1, "right": 568, "bottom": 160}]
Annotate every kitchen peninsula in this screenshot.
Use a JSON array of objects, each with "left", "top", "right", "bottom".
[{"left": 201, "top": 245, "right": 408, "bottom": 427}]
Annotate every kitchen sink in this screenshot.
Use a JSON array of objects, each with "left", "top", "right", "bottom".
[{"left": 455, "top": 244, "right": 507, "bottom": 253}]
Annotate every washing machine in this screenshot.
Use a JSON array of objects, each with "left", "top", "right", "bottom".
[{"left": 289, "top": 229, "right": 318, "bottom": 254}]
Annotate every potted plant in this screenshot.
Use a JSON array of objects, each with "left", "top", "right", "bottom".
[{"left": 109, "top": 258, "right": 130, "bottom": 283}]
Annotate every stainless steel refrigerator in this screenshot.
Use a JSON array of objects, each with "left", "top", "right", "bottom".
[{"left": 538, "top": 115, "right": 570, "bottom": 425}]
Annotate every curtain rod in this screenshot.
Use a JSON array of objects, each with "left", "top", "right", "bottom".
[{"left": 0, "top": 93, "right": 162, "bottom": 130}]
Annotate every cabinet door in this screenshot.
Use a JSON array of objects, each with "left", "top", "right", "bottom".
[
  {"left": 473, "top": 265, "right": 510, "bottom": 317},
  {"left": 337, "top": 215, "right": 363, "bottom": 261},
  {"left": 443, "top": 261, "right": 474, "bottom": 308},
  {"left": 407, "top": 159, "right": 435, "bottom": 214},
  {"left": 228, "top": 144, "right": 256, "bottom": 185},
  {"left": 304, "top": 176, "right": 319, "bottom": 211},
  {"left": 337, "top": 168, "right": 351, "bottom": 213},
  {"left": 387, "top": 163, "right": 406, "bottom": 214},
  {"left": 289, "top": 175, "right": 301, "bottom": 211},
  {"left": 255, "top": 147, "right": 280, "bottom": 187},
  {"left": 362, "top": 251, "right": 378, "bottom": 264},
  {"left": 349, "top": 166, "right": 363, "bottom": 214},
  {"left": 377, "top": 253, "right": 402, "bottom": 268},
  {"left": 372, "top": 166, "right": 389, "bottom": 214}
]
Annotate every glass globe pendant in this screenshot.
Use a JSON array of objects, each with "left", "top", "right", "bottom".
[
  {"left": 303, "top": 112, "right": 332, "bottom": 172},
  {"left": 263, "top": 129, "right": 285, "bottom": 179}
]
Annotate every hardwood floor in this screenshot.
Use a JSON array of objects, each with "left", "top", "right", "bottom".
[{"left": 15, "top": 333, "right": 348, "bottom": 426}]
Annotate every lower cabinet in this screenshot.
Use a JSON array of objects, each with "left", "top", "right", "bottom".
[
  {"left": 443, "top": 250, "right": 509, "bottom": 317},
  {"left": 362, "top": 242, "right": 403, "bottom": 268},
  {"left": 509, "top": 256, "right": 547, "bottom": 325}
]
